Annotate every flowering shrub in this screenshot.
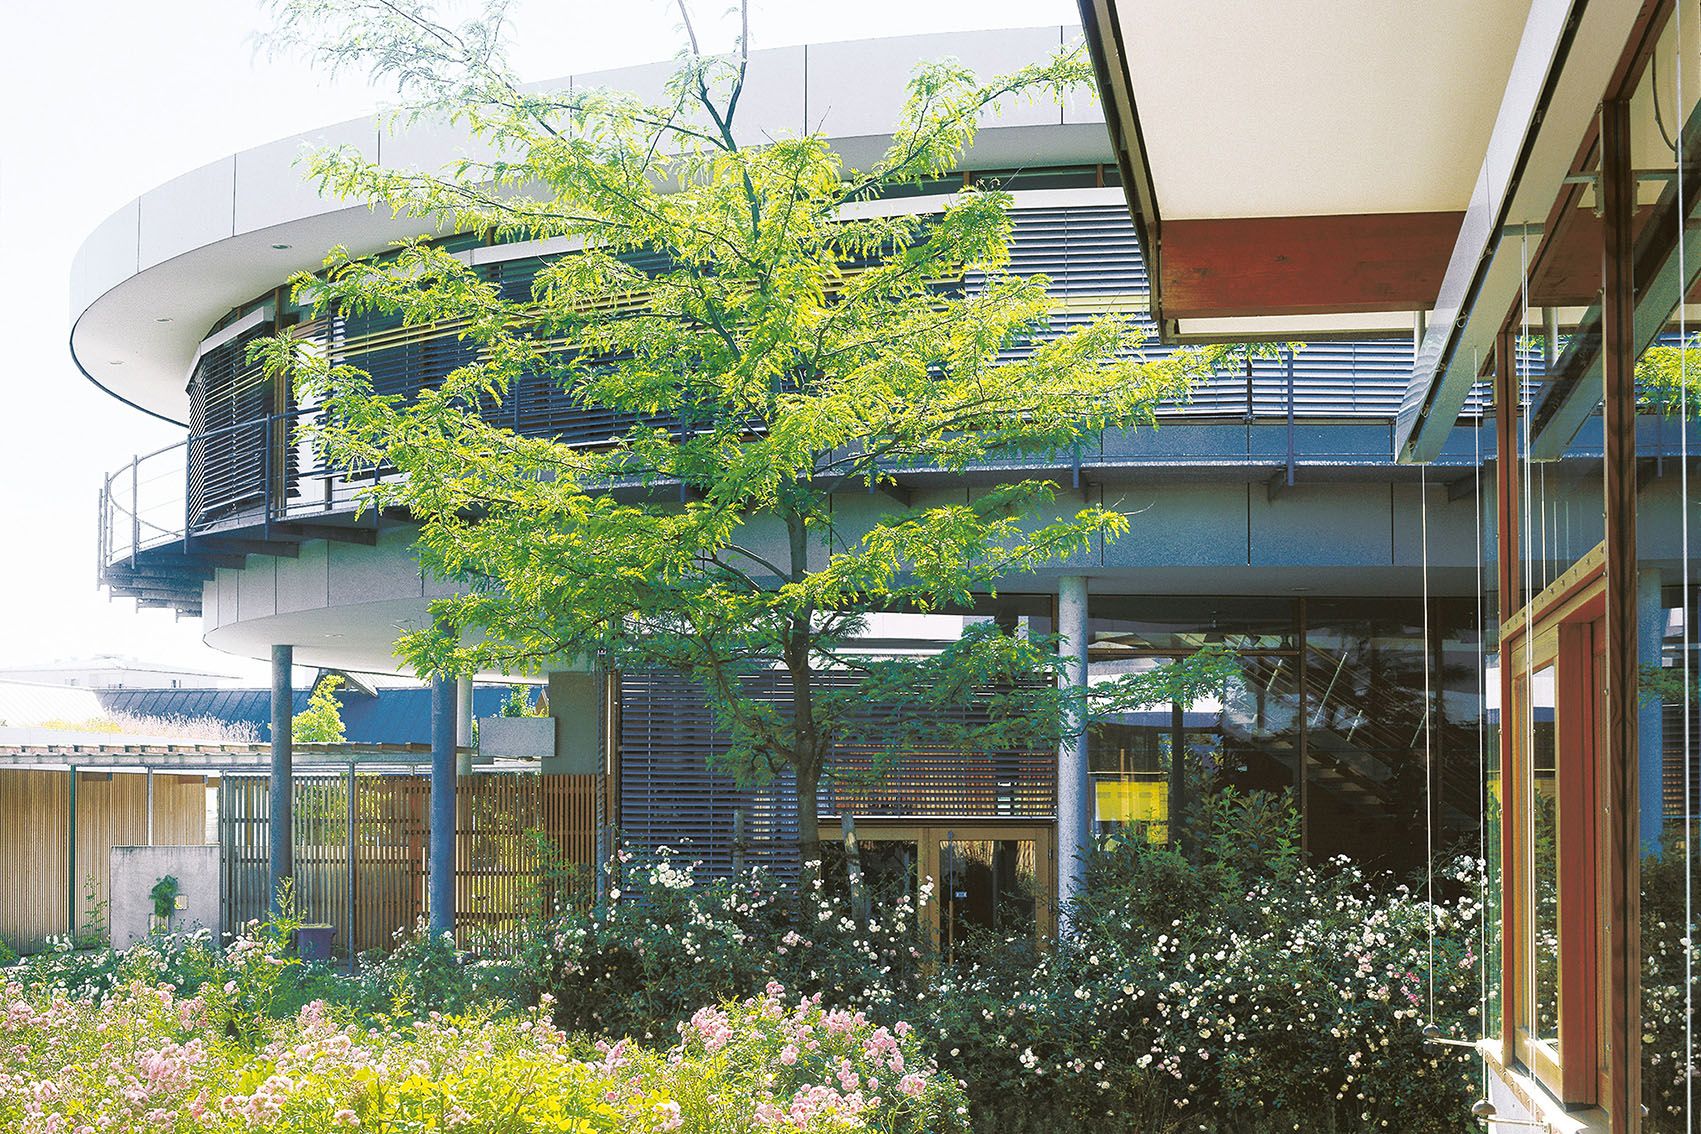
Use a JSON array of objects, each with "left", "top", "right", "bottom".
[
  {"left": 515, "top": 850, "right": 929, "bottom": 1042},
  {"left": 1640, "top": 831, "right": 1701, "bottom": 1128},
  {"left": 927, "top": 791, "right": 1483, "bottom": 1132},
  {"left": 0, "top": 976, "right": 963, "bottom": 1133},
  {"left": 514, "top": 794, "right": 1484, "bottom": 1133},
  {"left": 1, "top": 791, "right": 1492, "bottom": 1132}
]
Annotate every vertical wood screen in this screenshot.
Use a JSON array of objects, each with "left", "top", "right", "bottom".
[
  {"left": 0, "top": 770, "right": 210, "bottom": 953},
  {"left": 218, "top": 772, "right": 600, "bottom": 955}
]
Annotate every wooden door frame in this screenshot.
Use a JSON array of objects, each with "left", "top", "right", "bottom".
[{"left": 816, "top": 818, "right": 1056, "bottom": 947}]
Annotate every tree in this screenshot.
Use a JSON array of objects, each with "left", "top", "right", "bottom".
[
  {"left": 293, "top": 674, "right": 348, "bottom": 743},
  {"left": 260, "top": 0, "right": 1243, "bottom": 857}
]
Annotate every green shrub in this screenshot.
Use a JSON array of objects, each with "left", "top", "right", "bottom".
[
  {"left": 926, "top": 790, "right": 1482, "bottom": 1133},
  {"left": 1640, "top": 828, "right": 1701, "bottom": 1127},
  {"left": 516, "top": 850, "right": 928, "bottom": 1043},
  {"left": 0, "top": 976, "right": 964, "bottom": 1132}
]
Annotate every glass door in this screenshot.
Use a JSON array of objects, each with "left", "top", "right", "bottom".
[{"left": 818, "top": 820, "right": 1053, "bottom": 956}]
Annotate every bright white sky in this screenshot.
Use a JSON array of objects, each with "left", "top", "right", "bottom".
[{"left": 0, "top": 0, "right": 1077, "bottom": 684}]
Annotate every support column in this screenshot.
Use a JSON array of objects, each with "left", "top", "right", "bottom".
[
  {"left": 1056, "top": 575, "right": 1091, "bottom": 934},
  {"left": 1638, "top": 568, "right": 1665, "bottom": 853},
  {"left": 428, "top": 675, "right": 457, "bottom": 939},
  {"left": 455, "top": 676, "right": 474, "bottom": 777},
  {"left": 268, "top": 644, "right": 293, "bottom": 911},
  {"left": 1599, "top": 97, "right": 1640, "bottom": 1133}
]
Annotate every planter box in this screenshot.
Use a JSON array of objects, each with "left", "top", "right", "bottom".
[
  {"left": 297, "top": 924, "right": 336, "bottom": 962},
  {"left": 478, "top": 715, "right": 555, "bottom": 760}
]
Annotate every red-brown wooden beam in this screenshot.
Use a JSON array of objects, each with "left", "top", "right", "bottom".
[
  {"left": 1158, "top": 211, "right": 1463, "bottom": 320},
  {"left": 1558, "top": 619, "right": 1601, "bottom": 1106},
  {"left": 1599, "top": 96, "right": 1641, "bottom": 1134}
]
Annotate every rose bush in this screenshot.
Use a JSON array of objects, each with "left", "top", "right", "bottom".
[
  {"left": 1, "top": 789, "right": 1492, "bottom": 1132},
  {"left": 925, "top": 791, "right": 1484, "bottom": 1133},
  {"left": 0, "top": 977, "right": 963, "bottom": 1133}
]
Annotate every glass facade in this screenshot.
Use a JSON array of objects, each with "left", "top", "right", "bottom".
[{"left": 1087, "top": 595, "right": 1483, "bottom": 879}]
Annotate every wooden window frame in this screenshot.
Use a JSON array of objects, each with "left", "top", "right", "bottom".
[{"left": 1501, "top": 543, "right": 1606, "bottom": 1107}]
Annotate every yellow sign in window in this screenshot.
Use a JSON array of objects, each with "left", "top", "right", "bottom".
[{"left": 1095, "top": 780, "right": 1168, "bottom": 843}]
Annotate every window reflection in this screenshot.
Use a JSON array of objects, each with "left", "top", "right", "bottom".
[
  {"left": 1090, "top": 596, "right": 1296, "bottom": 653},
  {"left": 1085, "top": 596, "right": 1486, "bottom": 874},
  {"left": 939, "top": 837, "right": 1038, "bottom": 960},
  {"left": 1304, "top": 599, "right": 1483, "bottom": 877}
]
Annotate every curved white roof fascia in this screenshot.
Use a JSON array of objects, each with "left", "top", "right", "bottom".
[{"left": 70, "top": 25, "right": 1107, "bottom": 425}]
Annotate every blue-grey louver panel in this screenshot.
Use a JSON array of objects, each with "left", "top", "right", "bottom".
[{"left": 618, "top": 672, "right": 802, "bottom": 881}]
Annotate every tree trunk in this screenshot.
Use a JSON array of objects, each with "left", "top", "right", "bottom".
[{"left": 795, "top": 759, "right": 823, "bottom": 869}]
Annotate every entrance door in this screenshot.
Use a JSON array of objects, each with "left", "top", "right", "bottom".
[{"left": 819, "top": 820, "right": 1053, "bottom": 957}]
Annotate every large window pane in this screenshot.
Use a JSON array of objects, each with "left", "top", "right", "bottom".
[
  {"left": 1304, "top": 598, "right": 1483, "bottom": 877},
  {"left": 1526, "top": 664, "right": 1558, "bottom": 1046},
  {"left": 1090, "top": 595, "right": 1297, "bottom": 653}
]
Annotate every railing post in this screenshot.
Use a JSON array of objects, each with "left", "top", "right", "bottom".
[
  {"left": 130, "top": 454, "right": 139, "bottom": 568},
  {"left": 66, "top": 765, "right": 78, "bottom": 940},
  {"left": 269, "top": 645, "right": 294, "bottom": 912},
  {"left": 96, "top": 483, "right": 105, "bottom": 587},
  {"left": 262, "top": 414, "right": 273, "bottom": 540},
  {"left": 184, "top": 432, "right": 194, "bottom": 553},
  {"left": 429, "top": 676, "right": 457, "bottom": 939}
]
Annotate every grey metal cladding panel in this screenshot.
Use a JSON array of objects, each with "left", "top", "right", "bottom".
[
  {"left": 1099, "top": 481, "right": 1248, "bottom": 568},
  {"left": 1246, "top": 422, "right": 1393, "bottom": 463},
  {"left": 1389, "top": 483, "right": 1483, "bottom": 569},
  {"left": 1249, "top": 483, "right": 1393, "bottom": 567},
  {"left": 1101, "top": 422, "right": 1248, "bottom": 460},
  {"left": 237, "top": 558, "right": 277, "bottom": 620},
  {"left": 277, "top": 541, "right": 330, "bottom": 615}
]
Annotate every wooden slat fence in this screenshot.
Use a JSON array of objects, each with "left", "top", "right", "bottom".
[
  {"left": 220, "top": 772, "right": 600, "bottom": 955},
  {"left": 0, "top": 769, "right": 210, "bottom": 953}
]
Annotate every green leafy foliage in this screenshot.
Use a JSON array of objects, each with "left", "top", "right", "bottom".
[
  {"left": 257, "top": 0, "right": 1248, "bottom": 854},
  {"left": 5, "top": 791, "right": 1487, "bottom": 1131},
  {"left": 1634, "top": 335, "right": 1701, "bottom": 417},
  {"left": 499, "top": 682, "right": 545, "bottom": 717},
  {"left": 292, "top": 674, "right": 347, "bottom": 743},
  {"left": 149, "top": 875, "right": 181, "bottom": 923}
]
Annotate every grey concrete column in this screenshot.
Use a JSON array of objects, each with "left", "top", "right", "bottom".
[
  {"left": 455, "top": 676, "right": 474, "bottom": 776},
  {"left": 1056, "top": 575, "right": 1091, "bottom": 934},
  {"left": 269, "top": 644, "right": 293, "bottom": 911},
  {"left": 1638, "top": 567, "right": 1665, "bottom": 852},
  {"left": 547, "top": 670, "right": 603, "bottom": 774},
  {"left": 428, "top": 675, "right": 457, "bottom": 938}
]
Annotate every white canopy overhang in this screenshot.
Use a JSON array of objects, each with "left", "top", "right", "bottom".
[{"left": 1080, "top": 0, "right": 1693, "bottom": 462}]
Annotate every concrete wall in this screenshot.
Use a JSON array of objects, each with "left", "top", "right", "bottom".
[
  {"left": 109, "top": 844, "right": 220, "bottom": 951},
  {"left": 546, "top": 671, "right": 604, "bottom": 775}
]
